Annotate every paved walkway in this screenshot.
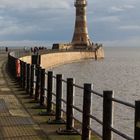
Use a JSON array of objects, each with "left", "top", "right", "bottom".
[
  {"left": 0, "top": 53, "right": 86, "bottom": 140},
  {"left": 0, "top": 53, "right": 46, "bottom": 139}
]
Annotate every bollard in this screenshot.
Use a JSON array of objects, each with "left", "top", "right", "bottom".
[
  {"left": 40, "top": 68, "right": 45, "bottom": 106},
  {"left": 134, "top": 101, "right": 140, "bottom": 140},
  {"left": 26, "top": 64, "right": 30, "bottom": 94},
  {"left": 30, "top": 64, "right": 34, "bottom": 97},
  {"left": 35, "top": 66, "right": 41, "bottom": 101},
  {"left": 103, "top": 91, "right": 114, "bottom": 140},
  {"left": 82, "top": 84, "right": 92, "bottom": 140}
]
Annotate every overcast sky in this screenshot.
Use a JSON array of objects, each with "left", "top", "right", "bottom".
[{"left": 0, "top": 0, "right": 139, "bottom": 47}]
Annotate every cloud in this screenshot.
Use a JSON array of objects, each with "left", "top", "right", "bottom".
[
  {"left": 94, "top": 16, "right": 120, "bottom": 23},
  {"left": 0, "top": 0, "right": 139, "bottom": 47},
  {"left": 0, "top": 0, "right": 73, "bottom": 40},
  {"left": 0, "top": 40, "right": 52, "bottom": 47},
  {"left": 0, "top": 16, "right": 4, "bottom": 20},
  {"left": 123, "top": 5, "right": 135, "bottom": 9},
  {"left": 0, "top": 25, "right": 34, "bottom": 36},
  {"left": 119, "top": 25, "right": 140, "bottom": 30},
  {"left": 101, "top": 36, "right": 140, "bottom": 47},
  {"left": 109, "top": 5, "right": 135, "bottom": 13},
  {"left": 0, "top": 0, "right": 71, "bottom": 10},
  {"left": 110, "top": 7, "right": 124, "bottom": 12}
]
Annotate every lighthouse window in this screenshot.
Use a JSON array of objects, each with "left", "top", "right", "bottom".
[
  {"left": 80, "top": 8, "right": 83, "bottom": 11},
  {"left": 81, "top": 28, "right": 84, "bottom": 32},
  {"left": 80, "top": 8, "right": 82, "bottom": 11},
  {"left": 80, "top": 16, "right": 83, "bottom": 20},
  {"left": 81, "top": 37, "right": 84, "bottom": 41}
]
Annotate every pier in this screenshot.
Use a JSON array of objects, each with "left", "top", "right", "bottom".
[
  {"left": 4, "top": 49, "right": 140, "bottom": 140},
  {"left": 0, "top": 53, "right": 46, "bottom": 139},
  {"left": 0, "top": 51, "right": 83, "bottom": 140}
]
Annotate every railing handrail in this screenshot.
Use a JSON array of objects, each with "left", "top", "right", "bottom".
[{"left": 51, "top": 73, "right": 135, "bottom": 109}]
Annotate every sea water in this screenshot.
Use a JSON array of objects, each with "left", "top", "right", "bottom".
[{"left": 50, "top": 47, "right": 140, "bottom": 140}]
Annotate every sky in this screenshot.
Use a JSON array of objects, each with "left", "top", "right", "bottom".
[{"left": 0, "top": 0, "right": 140, "bottom": 47}]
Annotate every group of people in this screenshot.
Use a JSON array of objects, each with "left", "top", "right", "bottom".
[
  {"left": 31, "top": 46, "right": 47, "bottom": 53},
  {"left": 4, "top": 46, "right": 48, "bottom": 53}
]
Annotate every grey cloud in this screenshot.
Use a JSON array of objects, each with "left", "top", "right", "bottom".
[
  {"left": 0, "top": 0, "right": 139, "bottom": 47},
  {"left": 101, "top": 36, "right": 140, "bottom": 47},
  {"left": 119, "top": 25, "right": 140, "bottom": 30},
  {"left": 110, "top": 7, "right": 125, "bottom": 12},
  {"left": 0, "top": 0, "right": 72, "bottom": 10},
  {"left": 93, "top": 16, "right": 120, "bottom": 23}
]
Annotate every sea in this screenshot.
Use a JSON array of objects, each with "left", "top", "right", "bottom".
[{"left": 50, "top": 47, "right": 140, "bottom": 140}]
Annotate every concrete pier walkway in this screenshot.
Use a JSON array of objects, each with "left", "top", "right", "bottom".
[
  {"left": 0, "top": 53, "right": 88, "bottom": 140},
  {"left": 0, "top": 53, "right": 47, "bottom": 139}
]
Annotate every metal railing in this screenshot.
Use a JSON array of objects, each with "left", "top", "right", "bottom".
[{"left": 7, "top": 50, "right": 140, "bottom": 140}]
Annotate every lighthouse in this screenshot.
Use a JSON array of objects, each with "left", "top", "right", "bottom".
[
  {"left": 72, "top": 0, "right": 93, "bottom": 49},
  {"left": 52, "top": 0, "right": 102, "bottom": 50}
]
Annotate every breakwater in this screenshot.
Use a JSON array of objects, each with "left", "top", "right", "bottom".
[
  {"left": 20, "top": 48, "right": 104, "bottom": 69},
  {"left": 7, "top": 49, "right": 140, "bottom": 140}
]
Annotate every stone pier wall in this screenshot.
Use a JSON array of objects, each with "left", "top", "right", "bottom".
[{"left": 20, "top": 49, "right": 104, "bottom": 69}]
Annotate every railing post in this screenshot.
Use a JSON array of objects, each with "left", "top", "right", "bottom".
[
  {"left": 24, "top": 62, "right": 27, "bottom": 89},
  {"left": 30, "top": 64, "right": 34, "bottom": 97},
  {"left": 48, "top": 74, "right": 65, "bottom": 124},
  {"left": 40, "top": 68, "right": 45, "bottom": 106},
  {"left": 14, "top": 58, "right": 17, "bottom": 79},
  {"left": 22, "top": 62, "right": 26, "bottom": 89},
  {"left": 39, "top": 71, "right": 54, "bottom": 116},
  {"left": 103, "top": 91, "right": 114, "bottom": 140},
  {"left": 26, "top": 64, "right": 30, "bottom": 94},
  {"left": 57, "top": 78, "right": 78, "bottom": 134},
  {"left": 15, "top": 59, "right": 20, "bottom": 83},
  {"left": 66, "top": 78, "right": 74, "bottom": 131},
  {"left": 10, "top": 57, "right": 15, "bottom": 78},
  {"left": 14, "top": 58, "right": 16, "bottom": 78},
  {"left": 35, "top": 66, "right": 41, "bottom": 101},
  {"left": 82, "top": 83, "right": 92, "bottom": 140},
  {"left": 47, "top": 71, "right": 54, "bottom": 114},
  {"left": 31, "top": 54, "right": 41, "bottom": 66},
  {"left": 20, "top": 60, "right": 23, "bottom": 87},
  {"left": 55, "top": 74, "right": 64, "bottom": 123},
  {"left": 134, "top": 101, "right": 140, "bottom": 140},
  {"left": 55, "top": 74, "right": 62, "bottom": 122}
]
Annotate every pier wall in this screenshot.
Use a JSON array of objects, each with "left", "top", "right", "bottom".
[{"left": 20, "top": 48, "right": 104, "bottom": 69}]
